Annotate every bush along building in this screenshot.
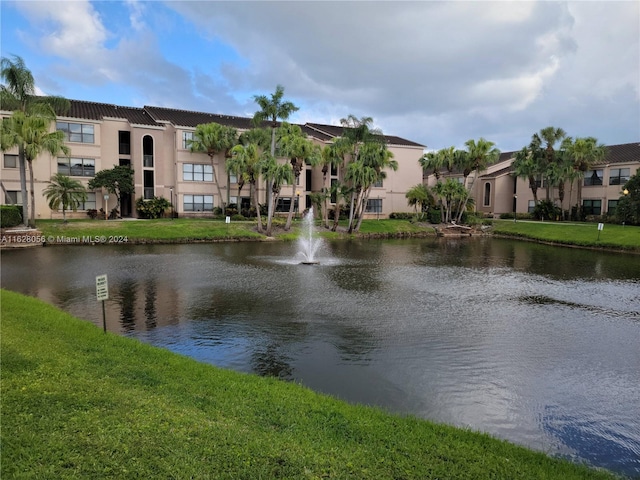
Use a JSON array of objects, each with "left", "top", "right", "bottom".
[{"left": 1, "top": 99, "right": 425, "bottom": 221}]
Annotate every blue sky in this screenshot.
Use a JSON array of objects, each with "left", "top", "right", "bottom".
[{"left": 2, "top": 1, "right": 638, "bottom": 152}]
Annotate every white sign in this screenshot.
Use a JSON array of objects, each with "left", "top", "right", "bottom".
[
  {"left": 225, "top": 216, "right": 231, "bottom": 224},
  {"left": 96, "top": 274, "right": 109, "bottom": 301},
  {"left": 598, "top": 223, "right": 604, "bottom": 231}
]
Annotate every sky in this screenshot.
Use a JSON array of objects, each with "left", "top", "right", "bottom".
[{"left": 1, "top": 0, "right": 638, "bottom": 153}]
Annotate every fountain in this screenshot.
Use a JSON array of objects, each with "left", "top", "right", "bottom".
[{"left": 297, "top": 207, "right": 322, "bottom": 265}]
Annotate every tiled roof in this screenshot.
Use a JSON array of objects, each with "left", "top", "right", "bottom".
[
  {"left": 305, "top": 122, "right": 424, "bottom": 147},
  {"left": 596, "top": 142, "right": 640, "bottom": 165},
  {"left": 144, "top": 106, "right": 258, "bottom": 130},
  {"left": 65, "top": 100, "right": 159, "bottom": 126}
]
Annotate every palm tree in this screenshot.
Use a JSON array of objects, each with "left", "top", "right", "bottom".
[
  {"left": 565, "top": 137, "right": 606, "bottom": 216},
  {"left": 43, "top": 173, "right": 87, "bottom": 222},
  {"left": 277, "top": 123, "right": 321, "bottom": 230},
  {"left": 1, "top": 55, "right": 70, "bottom": 226},
  {"left": 252, "top": 85, "right": 299, "bottom": 229},
  {"left": 512, "top": 146, "right": 540, "bottom": 203},
  {"left": 532, "top": 126, "right": 566, "bottom": 200},
  {"left": 188, "top": 122, "right": 237, "bottom": 210},
  {"left": 455, "top": 138, "right": 499, "bottom": 222},
  {"left": 1, "top": 111, "right": 70, "bottom": 227},
  {"left": 353, "top": 143, "right": 397, "bottom": 232},
  {"left": 320, "top": 141, "right": 349, "bottom": 228},
  {"left": 406, "top": 184, "right": 434, "bottom": 219},
  {"left": 262, "top": 156, "right": 294, "bottom": 235},
  {"left": 433, "top": 179, "right": 467, "bottom": 223},
  {"left": 228, "top": 142, "right": 267, "bottom": 233}
]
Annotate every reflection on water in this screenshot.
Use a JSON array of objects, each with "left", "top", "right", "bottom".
[{"left": 1, "top": 238, "right": 639, "bottom": 477}]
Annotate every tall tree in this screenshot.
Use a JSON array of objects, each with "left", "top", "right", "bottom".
[
  {"left": 43, "top": 173, "right": 87, "bottom": 223},
  {"left": 331, "top": 115, "right": 389, "bottom": 232},
  {"left": 228, "top": 141, "right": 268, "bottom": 233},
  {"left": 187, "top": 122, "right": 237, "bottom": 210},
  {"left": 262, "top": 155, "right": 294, "bottom": 234},
  {"left": 512, "top": 146, "right": 541, "bottom": 204},
  {"left": 1, "top": 55, "right": 70, "bottom": 226},
  {"left": 455, "top": 138, "right": 499, "bottom": 222},
  {"left": 277, "top": 123, "right": 321, "bottom": 230},
  {"left": 531, "top": 126, "right": 567, "bottom": 200},
  {"left": 1, "top": 111, "right": 70, "bottom": 227},
  {"left": 433, "top": 179, "right": 467, "bottom": 223},
  {"left": 252, "top": 85, "right": 299, "bottom": 232},
  {"left": 564, "top": 136, "right": 606, "bottom": 215},
  {"left": 353, "top": 142, "right": 397, "bottom": 232},
  {"left": 88, "top": 165, "right": 135, "bottom": 217}
]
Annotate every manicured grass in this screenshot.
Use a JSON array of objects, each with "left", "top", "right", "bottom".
[
  {"left": 37, "top": 218, "right": 264, "bottom": 242},
  {"left": 1, "top": 289, "right": 618, "bottom": 479},
  {"left": 35, "top": 217, "right": 436, "bottom": 244},
  {"left": 493, "top": 220, "right": 640, "bottom": 252}
]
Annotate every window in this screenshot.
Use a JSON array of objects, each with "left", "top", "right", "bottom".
[
  {"left": 57, "top": 122, "right": 94, "bottom": 143},
  {"left": 483, "top": 182, "right": 491, "bottom": 207},
  {"left": 584, "top": 170, "right": 603, "bottom": 186},
  {"left": 366, "top": 198, "right": 382, "bottom": 213},
  {"left": 182, "top": 131, "right": 194, "bottom": 150},
  {"left": 119, "top": 131, "right": 131, "bottom": 155},
  {"left": 582, "top": 199, "right": 601, "bottom": 215},
  {"left": 183, "top": 163, "right": 213, "bottom": 182},
  {"left": 143, "top": 135, "right": 154, "bottom": 167},
  {"left": 5, "top": 191, "right": 22, "bottom": 205},
  {"left": 184, "top": 195, "right": 213, "bottom": 212},
  {"left": 143, "top": 170, "right": 154, "bottom": 199},
  {"left": 58, "top": 158, "right": 95, "bottom": 177},
  {"left": 330, "top": 178, "right": 338, "bottom": 203},
  {"left": 609, "top": 168, "right": 630, "bottom": 186},
  {"left": 330, "top": 163, "right": 338, "bottom": 176},
  {"left": 528, "top": 200, "right": 535, "bottom": 213},
  {"left": 229, "top": 173, "right": 238, "bottom": 184},
  {"left": 374, "top": 179, "right": 383, "bottom": 188},
  {"left": 4, "top": 154, "right": 17, "bottom": 168},
  {"left": 607, "top": 199, "right": 618, "bottom": 215}
]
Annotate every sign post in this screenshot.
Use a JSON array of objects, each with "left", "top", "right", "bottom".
[
  {"left": 96, "top": 274, "right": 109, "bottom": 333},
  {"left": 597, "top": 222, "right": 604, "bottom": 241}
]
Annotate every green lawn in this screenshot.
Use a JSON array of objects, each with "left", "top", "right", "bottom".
[
  {"left": 493, "top": 220, "right": 640, "bottom": 252},
  {"left": 1, "top": 289, "right": 618, "bottom": 479},
  {"left": 30, "top": 217, "right": 640, "bottom": 252}
]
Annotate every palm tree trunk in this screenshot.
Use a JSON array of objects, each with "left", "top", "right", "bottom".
[
  {"left": 27, "top": 159, "right": 36, "bottom": 227},
  {"left": 354, "top": 186, "right": 373, "bottom": 232},
  {"left": 18, "top": 147, "right": 28, "bottom": 227},
  {"left": 209, "top": 155, "right": 226, "bottom": 211},
  {"left": 251, "top": 181, "right": 263, "bottom": 233},
  {"left": 284, "top": 174, "right": 298, "bottom": 231}
]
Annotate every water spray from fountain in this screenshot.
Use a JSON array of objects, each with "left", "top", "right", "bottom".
[{"left": 298, "top": 207, "right": 322, "bottom": 265}]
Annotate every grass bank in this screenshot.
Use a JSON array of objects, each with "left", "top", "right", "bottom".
[
  {"left": 1, "top": 289, "right": 617, "bottom": 479},
  {"left": 492, "top": 220, "right": 640, "bottom": 252},
  {"left": 34, "top": 217, "right": 435, "bottom": 244}
]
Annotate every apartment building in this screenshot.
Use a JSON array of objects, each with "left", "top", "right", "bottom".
[
  {"left": 1, "top": 100, "right": 425, "bottom": 220},
  {"left": 424, "top": 142, "right": 639, "bottom": 218}
]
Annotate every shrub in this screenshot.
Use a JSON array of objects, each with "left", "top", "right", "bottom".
[
  {"left": 230, "top": 214, "right": 246, "bottom": 221},
  {"left": 86, "top": 209, "right": 98, "bottom": 219},
  {"left": 428, "top": 208, "right": 442, "bottom": 224},
  {"left": 136, "top": 196, "right": 171, "bottom": 219},
  {"left": 0, "top": 205, "right": 23, "bottom": 228},
  {"left": 533, "top": 200, "right": 561, "bottom": 221},
  {"left": 389, "top": 212, "right": 414, "bottom": 220}
]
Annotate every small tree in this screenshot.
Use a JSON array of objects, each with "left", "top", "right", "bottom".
[
  {"left": 616, "top": 173, "right": 640, "bottom": 225},
  {"left": 43, "top": 174, "right": 87, "bottom": 223},
  {"left": 406, "top": 184, "right": 434, "bottom": 219},
  {"left": 88, "top": 165, "right": 134, "bottom": 217}
]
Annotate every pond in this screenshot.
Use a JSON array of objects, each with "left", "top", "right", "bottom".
[{"left": 2, "top": 237, "right": 639, "bottom": 477}]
